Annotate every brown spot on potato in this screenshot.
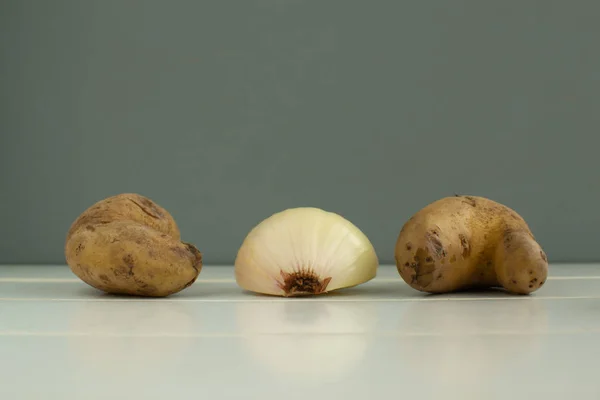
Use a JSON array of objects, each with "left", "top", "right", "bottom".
[
  {"left": 511, "top": 279, "right": 517, "bottom": 284},
  {"left": 404, "top": 262, "right": 410, "bottom": 267},
  {"left": 529, "top": 284, "right": 533, "bottom": 288},
  {"left": 99, "top": 274, "right": 111, "bottom": 284},
  {"left": 486, "top": 260, "right": 492, "bottom": 267},
  {"left": 136, "top": 278, "right": 148, "bottom": 286},
  {"left": 136, "top": 196, "right": 163, "bottom": 217},
  {"left": 406, "top": 243, "right": 412, "bottom": 251},
  {"left": 134, "top": 282, "right": 159, "bottom": 296},
  {"left": 67, "top": 215, "right": 110, "bottom": 237},
  {"left": 426, "top": 231, "right": 446, "bottom": 259},
  {"left": 450, "top": 255, "right": 457, "bottom": 263},
  {"left": 85, "top": 225, "right": 95, "bottom": 232},
  {"left": 113, "top": 266, "right": 130, "bottom": 278},
  {"left": 539, "top": 280, "right": 545, "bottom": 286},
  {"left": 413, "top": 248, "right": 436, "bottom": 287},
  {"left": 123, "top": 254, "right": 134, "bottom": 265},
  {"left": 458, "top": 234, "right": 470, "bottom": 258},
  {"left": 129, "top": 198, "right": 162, "bottom": 219},
  {"left": 503, "top": 229, "right": 514, "bottom": 249},
  {"left": 133, "top": 277, "right": 152, "bottom": 290},
  {"left": 122, "top": 254, "right": 135, "bottom": 276},
  {"left": 461, "top": 196, "right": 477, "bottom": 207},
  {"left": 75, "top": 243, "right": 85, "bottom": 255}
]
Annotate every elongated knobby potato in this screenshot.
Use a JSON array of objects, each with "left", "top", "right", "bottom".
[{"left": 395, "top": 195, "right": 548, "bottom": 295}]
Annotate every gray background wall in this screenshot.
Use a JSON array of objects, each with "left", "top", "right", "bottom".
[{"left": 1, "top": 0, "right": 598, "bottom": 265}]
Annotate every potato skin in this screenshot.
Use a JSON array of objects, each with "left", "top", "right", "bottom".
[
  {"left": 67, "top": 193, "right": 180, "bottom": 240},
  {"left": 65, "top": 193, "right": 202, "bottom": 297},
  {"left": 394, "top": 195, "right": 548, "bottom": 295}
]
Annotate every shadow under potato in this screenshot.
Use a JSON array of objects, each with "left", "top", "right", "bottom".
[
  {"left": 76, "top": 286, "right": 166, "bottom": 300},
  {"left": 76, "top": 281, "right": 241, "bottom": 299},
  {"left": 421, "top": 286, "right": 530, "bottom": 298}
]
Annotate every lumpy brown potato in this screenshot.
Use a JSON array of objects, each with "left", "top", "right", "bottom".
[
  {"left": 394, "top": 195, "right": 548, "bottom": 295},
  {"left": 65, "top": 193, "right": 202, "bottom": 297}
]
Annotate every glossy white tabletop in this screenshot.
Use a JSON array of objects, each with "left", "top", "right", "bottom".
[{"left": 1, "top": 264, "right": 599, "bottom": 399}]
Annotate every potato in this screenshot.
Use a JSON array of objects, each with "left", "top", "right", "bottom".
[
  {"left": 65, "top": 193, "right": 202, "bottom": 297},
  {"left": 394, "top": 195, "right": 548, "bottom": 295}
]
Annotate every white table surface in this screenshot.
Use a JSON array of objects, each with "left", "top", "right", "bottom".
[{"left": 1, "top": 264, "right": 599, "bottom": 399}]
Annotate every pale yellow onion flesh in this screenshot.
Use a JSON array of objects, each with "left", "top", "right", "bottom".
[{"left": 234, "top": 207, "right": 379, "bottom": 296}]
